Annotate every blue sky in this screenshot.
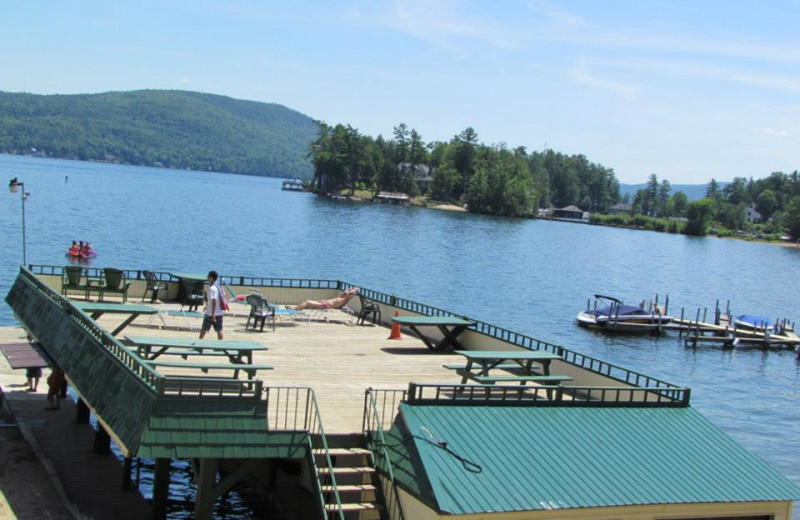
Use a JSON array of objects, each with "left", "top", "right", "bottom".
[{"left": 2, "top": 0, "right": 799, "bottom": 183}]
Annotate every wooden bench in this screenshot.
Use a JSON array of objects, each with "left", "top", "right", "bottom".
[
  {"left": 443, "top": 363, "right": 522, "bottom": 371},
  {"left": 149, "top": 349, "right": 233, "bottom": 360},
  {"left": 470, "top": 375, "right": 573, "bottom": 384},
  {"left": 146, "top": 360, "right": 274, "bottom": 380}
]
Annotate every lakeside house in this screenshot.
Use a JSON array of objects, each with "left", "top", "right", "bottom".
[
  {"left": 552, "top": 205, "right": 589, "bottom": 221},
  {"left": 398, "top": 162, "right": 434, "bottom": 194},
  {"left": 608, "top": 202, "right": 633, "bottom": 215},
  {"left": 746, "top": 204, "right": 762, "bottom": 222}
]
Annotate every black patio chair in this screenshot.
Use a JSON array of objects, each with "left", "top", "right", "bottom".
[
  {"left": 142, "top": 270, "right": 166, "bottom": 303},
  {"left": 357, "top": 294, "right": 381, "bottom": 325},
  {"left": 182, "top": 279, "right": 204, "bottom": 312},
  {"left": 245, "top": 295, "right": 273, "bottom": 332}
]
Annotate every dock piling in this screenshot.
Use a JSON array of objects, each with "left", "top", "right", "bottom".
[{"left": 152, "top": 458, "right": 171, "bottom": 520}]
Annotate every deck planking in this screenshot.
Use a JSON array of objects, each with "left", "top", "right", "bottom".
[{"left": 119, "top": 304, "right": 465, "bottom": 432}]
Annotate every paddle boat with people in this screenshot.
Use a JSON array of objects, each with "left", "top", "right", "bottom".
[
  {"left": 576, "top": 294, "right": 674, "bottom": 333},
  {"left": 66, "top": 241, "right": 97, "bottom": 262}
]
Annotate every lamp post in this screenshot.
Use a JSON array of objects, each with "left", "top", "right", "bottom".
[{"left": 8, "top": 177, "right": 29, "bottom": 266}]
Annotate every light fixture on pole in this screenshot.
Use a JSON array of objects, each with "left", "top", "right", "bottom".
[{"left": 8, "top": 177, "right": 29, "bottom": 266}]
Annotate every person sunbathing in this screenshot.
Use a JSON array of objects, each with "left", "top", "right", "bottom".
[{"left": 290, "top": 287, "right": 359, "bottom": 310}]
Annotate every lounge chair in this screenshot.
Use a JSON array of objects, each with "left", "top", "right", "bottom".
[
  {"left": 141, "top": 309, "right": 204, "bottom": 331},
  {"left": 142, "top": 270, "right": 166, "bottom": 303},
  {"left": 62, "top": 266, "right": 88, "bottom": 299}
]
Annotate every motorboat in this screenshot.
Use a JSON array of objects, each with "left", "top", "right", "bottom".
[
  {"left": 576, "top": 294, "right": 674, "bottom": 333},
  {"left": 733, "top": 314, "right": 772, "bottom": 332}
]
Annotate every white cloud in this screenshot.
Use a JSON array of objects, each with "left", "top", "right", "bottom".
[
  {"left": 762, "top": 128, "right": 789, "bottom": 137},
  {"left": 386, "top": 0, "right": 532, "bottom": 49},
  {"left": 525, "top": 0, "right": 584, "bottom": 28},
  {"left": 594, "top": 57, "right": 800, "bottom": 93},
  {"left": 179, "top": 78, "right": 190, "bottom": 84},
  {"left": 568, "top": 62, "right": 639, "bottom": 98}
]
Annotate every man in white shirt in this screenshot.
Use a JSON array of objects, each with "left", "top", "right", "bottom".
[{"left": 199, "top": 270, "right": 224, "bottom": 340}]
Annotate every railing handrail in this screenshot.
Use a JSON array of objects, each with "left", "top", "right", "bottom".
[
  {"left": 406, "top": 383, "right": 691, "bottom": 407},
  {"left": 364, "top": 388, "right": 407, "bottom": 520},
  {"left": 263, "top": 386, "right": 345, "bottom": 520},
  {"left": 27, "top": 264, "right": 684, "bottom": 391}
]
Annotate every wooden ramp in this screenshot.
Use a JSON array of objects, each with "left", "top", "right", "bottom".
[{"left": 5, "top": 389, "right": 153, "bottom": 520}]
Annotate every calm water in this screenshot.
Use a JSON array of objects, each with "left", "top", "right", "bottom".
[{"left": 2, "top": 155, "right": 799, "bottom": 516}]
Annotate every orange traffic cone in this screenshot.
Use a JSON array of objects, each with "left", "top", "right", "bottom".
[{"left": 389, "top": 311, "right": 402, "bottom": 340}]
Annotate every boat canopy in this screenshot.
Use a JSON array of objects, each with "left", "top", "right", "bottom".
[{"left": 596, "top": 304, "right": 649, "bottom": 317}]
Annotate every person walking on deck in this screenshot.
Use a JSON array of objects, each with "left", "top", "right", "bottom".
[{"left": 199, "top": 270, "right": 224, "bottom": 340}]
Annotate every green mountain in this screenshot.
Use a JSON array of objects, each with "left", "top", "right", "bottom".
[{"left": 0, "top": 90, "right": 319, "bottom": 178}]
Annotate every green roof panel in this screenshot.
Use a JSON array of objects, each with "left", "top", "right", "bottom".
[{"left": 389, "top": 403, "right": 800, "bottom": 515}]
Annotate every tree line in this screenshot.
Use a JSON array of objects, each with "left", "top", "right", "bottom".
[
  {"left": 618, "top": 171, "right": 800, "bottom": 239},
  {"left": 309, "top": 122, "right": 621, "bottom": 218},
  {"left": 687, "top": 172, "right": 800, "bottom": 238}
]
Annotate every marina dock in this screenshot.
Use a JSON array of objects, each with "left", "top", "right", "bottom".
[{"left": 2, "top": 265, "right": 799, "bottom": 520}]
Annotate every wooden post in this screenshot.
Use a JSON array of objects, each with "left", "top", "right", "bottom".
[
  {"left": 152, "top": 458, "right": 171, "bottom": 520},
  {"left": 123, "top": 456, "right": 133, "bottom": 491},
  {"left": 75, "top": 398, "right": 90, "bottom": 424},
  {"left": 194, "top": 458, "right": 219, "bottom": 520},
  {"left": 92, "top": 425, "right": 111, "bottom": 454}
]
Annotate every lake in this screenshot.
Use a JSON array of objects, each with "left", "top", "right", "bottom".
[{"left": 1, "top": 154, "right": 798, "bottom": 516}]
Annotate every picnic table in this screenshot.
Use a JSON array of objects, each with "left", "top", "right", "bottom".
[
  {"left": 170, "top": 272, "right": 207, "bottom": 305},
  {"left": 124, "top": 335, "right": 267, "bottom": 365},
  {"left": 73, "top": 302, "right": 159, "bottom": 336},
  {"left": 391, "top": 316, "right": 475, "bottom": 351},
  {"left": 452, "top": 350, "right": 569, "bottom": 387}
]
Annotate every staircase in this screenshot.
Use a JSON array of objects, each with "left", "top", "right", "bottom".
[{"left": 312, "top": 434, "right": 384, "bottom": 520}]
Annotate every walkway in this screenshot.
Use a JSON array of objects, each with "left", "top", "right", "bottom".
[{"left": 4, "top": 387, "right": 152, "bottom": 519}]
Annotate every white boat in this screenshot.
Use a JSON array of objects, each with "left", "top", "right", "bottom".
[{"left": 577, "top": 295, "right": 674, "bottom": 333}]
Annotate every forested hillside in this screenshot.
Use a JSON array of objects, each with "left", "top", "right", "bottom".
[
  {"left": 0, "top": 90, "right": 318, "bottom": 177},
  {"left": 309, "top": 123, "right": 620, "bottom": 218}
]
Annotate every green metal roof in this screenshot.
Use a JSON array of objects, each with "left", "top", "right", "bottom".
[
  {"left": 384, "top": 403, "right": 800, "bottom": 515},
  {"left": 139, "top": 398, "right": 307, "bottom": 459}
]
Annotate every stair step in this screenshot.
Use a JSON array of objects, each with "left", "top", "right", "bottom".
[
  {"left": 320, "top": 484, "right": 376, "bottom": 493},
  {"left": 324, "top": 502, "right": 380, "bottom": 512},
  {"left": 318, "top": 466, "right": 374, "bottom": 475},
  {"left": 314, "top": 447, "right": 371, "bottom": 457}
]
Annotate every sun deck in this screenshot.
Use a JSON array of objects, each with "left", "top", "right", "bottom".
[{"left": 97, "top": 303, "right": 466, "bottom": 433}]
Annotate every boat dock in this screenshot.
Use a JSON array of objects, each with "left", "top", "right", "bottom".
[
  {"left": 581, "top": 295, "right": 800, "bottom": 351},
  {"left": 3, "top": 265, "right": 799, "bottom": 520}
]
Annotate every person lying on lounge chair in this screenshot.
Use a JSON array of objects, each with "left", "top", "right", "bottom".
[{"left": 290, "top": 287, "right": 359, "bottom": 310}]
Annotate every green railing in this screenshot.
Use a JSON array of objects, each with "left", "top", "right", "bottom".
[
  {"left": 406, "top": 383, "right": 691, "bottom": 407},
  {"left": 27, "top": 264, "right": 685, "bottom": 392},
  {"left": 263, "top": 387, "right": 345, "bottom": 520},
  {"left": 363, "top": 388, "right": 407, "bottom": 520}
]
